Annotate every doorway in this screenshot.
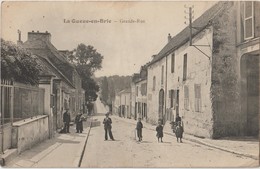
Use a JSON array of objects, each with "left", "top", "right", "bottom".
[
  {"left": 159, "top": 89, "right": 164, "bottom": 121},
  {"left": 175, "top": 89, "right": 180, "bottom": 117},
  {"left": 241, "top": 54, "right": 259, "bottom": 136}
]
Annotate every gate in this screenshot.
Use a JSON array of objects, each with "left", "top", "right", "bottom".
[{"left": 0, "top": 80, "right": 13, "bottom": 153}]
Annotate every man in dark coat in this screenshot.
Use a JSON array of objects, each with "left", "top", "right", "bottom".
[
  {"left": 175, "top": 114, "right": 181, "bottom": 123},
  {"left": 175, "top": 121, "right": 184, "bottom": 143},
  {"left": 63, "top": 109, "right": 71, "bottom": 133},
  {"left": 136, "top": 118, "right": 143, "bottom": 142},
  {"left": 75, "top": 113, "right": 83, "bottom": 133},
  {"left": 103, "top": 113, "right": 114, "bottom": 141}
]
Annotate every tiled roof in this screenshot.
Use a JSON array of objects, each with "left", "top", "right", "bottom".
[
  {"left": 23, "top": 36, "right": 76, "bottom": 87},
  {"left": 34, "top": 56, "right": 55, "bottom": 76},
  {"left": 149, "top": 1, "right": 230, "bottom": 65}
]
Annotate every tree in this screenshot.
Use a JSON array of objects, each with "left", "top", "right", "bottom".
[
  {"left": 71, "top": 44, "right": 103, "bottom": 76},
  {"left": 98, "top": 75, "right": 132, "bottom": 106},
  {"left": 100, "top": 77, "right": 109, "bottom": 105},
  {"left": 68, "top": 43, "right": 103, "bottom": 112},
  {"left": 1, "top": 39, "right": 42, "bottom": 85}
]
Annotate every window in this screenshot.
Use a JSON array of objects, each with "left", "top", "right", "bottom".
[
  {"left": 183, "top": 54, "right": 187, "bottom": 81},
  {"left": 136, "top": 86, "right": 138, "bottom": 96},
  {"left": 184, "top": 86, "right": 189, "bottom": 110},
  {"left": 141, "top": 83, "right": 147, "bottom": 96},
  {"left": 194, "top": 84, "right": 201, "bottom": 112},
  {"left": 161, "top": 66, "right": 164, "bottom": 85},
  {"left": 169, "top": 90, "right": 175, "bottom": 108},
  {"left": 152, "top": 76, "right": 156, "bottom": 91},
  {"left": 171, "top": 53, "right": 175, "bottom": 73},
  {"left": 244, "top": 1, "right": 254, "bottom": 39}
]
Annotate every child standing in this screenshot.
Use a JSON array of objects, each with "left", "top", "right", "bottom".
[
  {"left": 175, "top": 121, "right": 184, "bottom": 143},
  {"left": 156, "top": 120, "right": 164, "bottom": 142},
  {"left": 136, "top": 118, "right": 143, "bottom": 142}
]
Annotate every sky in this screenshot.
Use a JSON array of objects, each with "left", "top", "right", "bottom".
[{"left": 1, "top": 1, "right": 217, "bottom": 77}]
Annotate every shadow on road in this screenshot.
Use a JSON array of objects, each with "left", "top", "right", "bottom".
[
  {"left": 56, "top": 138, "right": 80, "bottom": 144},
  {"left": 104, "top": 140, "right": 120, "bottom": 142},
  {"left": 138, "top": 141, "right": 152, "bottom": 144}
]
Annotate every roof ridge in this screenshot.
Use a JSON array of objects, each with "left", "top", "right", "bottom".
[
  {"left": 46, "top": 42, "right": 74, "bottom": 66},
  {"left": 150, "top": 1, "right": 230, "bottom": 66}
]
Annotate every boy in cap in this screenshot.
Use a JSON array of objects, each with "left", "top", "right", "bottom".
[{"left": 156, "top": 119, "right": 164, "bottom": 142}]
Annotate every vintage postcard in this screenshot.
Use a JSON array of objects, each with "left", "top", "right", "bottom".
[{"left": 1, "top": 1, "right": 259, "bottom": 168}]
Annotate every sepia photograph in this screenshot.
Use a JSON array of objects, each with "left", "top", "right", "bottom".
[{"left": 0, "top": 0, "right": 259, "bottom": 168}]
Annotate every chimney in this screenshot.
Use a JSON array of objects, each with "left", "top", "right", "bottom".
[
  {"left": 168, "top": 33, "right": 171, "bottom": 43},
  {"left": 28, "top": 30, "right": 51, "bottom": 43},
  {"left": 17, "top": 29, "right": 23, "bottom": 46}
]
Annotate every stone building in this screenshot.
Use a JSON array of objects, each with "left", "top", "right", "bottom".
[
  {"left": 131, "top": 65, "right": 148, "bottom": 121},
  {"left": 235, "top": 1, "right": 260, "bottom": 136},
  {"left": 19, "top": 31, "right": 85, "bottom": 135},
  {"left": 130, "top": 73, "right": 139, "bottom": 119},
  {"left": 112, "top": 94, "right": 121, "bottom": 116},
  {"left": 117, "top": 89, "right": 131, "bottom": 118},
  {"left": 146, "top": 1, "right": 259, "bottom": 138}
]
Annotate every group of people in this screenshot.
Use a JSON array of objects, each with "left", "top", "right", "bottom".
[
  {"left": 136, "top": 114, "right": 184, "bottom": 143},
  {"left": 103, "top": 112, "right": 184, "bottom": 143},
  {"left": 62, "top": 109, "right": 184, "bottom": 143},
  {"left": 136, "top": 118, "right": 164, "bottom": 143},
  {"left": 60, "top": 109, "right": 85, "bottom": 134}
]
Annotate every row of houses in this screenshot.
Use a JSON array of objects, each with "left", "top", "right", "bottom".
[
  {"left": 113, "top": 1, "right": 260, "bottom": 139},
  {"left": 1, "top": 31, "right": 85, "bottom": 154}
]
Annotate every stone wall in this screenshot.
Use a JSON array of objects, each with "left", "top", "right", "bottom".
[
  {"left": 0, "top": 124, "right": 12, "bottom": 153},
  {"left": 211, "top": 2, "right": 242, "bottom": 138},
  {"left": 12, "top": 115, "right": 49, "bottom": 153},
  {"left": 147, "top": 57, "right": 166, "bottom": 125},
  {"left": 165, "top": 27, "right": 213, "bottom": 138}
]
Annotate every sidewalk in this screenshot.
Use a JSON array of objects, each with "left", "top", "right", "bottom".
[
  {"left": 5, "top": 118, "right": 92, "bottom": 168},
  {"left": 113, "top": 115, "right": 259, "bottom": 160}
]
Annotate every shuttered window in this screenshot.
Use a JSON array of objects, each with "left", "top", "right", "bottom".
[
  {"left": 161, "top": 66, "right": 164, "bottom": 85},
  {"left": 169, "top": 89, "right": 175, "bottom": 108},
  {"left": 194, "top": 84, "right": 201, "bottom": 112},
  {"left": 171, "top": 53, "right": 175, "bottom": 73},
  {"left": 183, "top": 54, "right": 187, "bottom": 81},
  {"left": 184, "top": 86, "right": 189, "bottom": 110},
  {"left": 153, "top": 76, "right": 156, "bottom": 91}
]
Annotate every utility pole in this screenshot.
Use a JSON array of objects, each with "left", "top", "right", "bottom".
[
  {"left": 184, "top": 5, "right": 194, "bottom": 46},
  {"left": 189, "top": 7, "right": 193, "bottom": 46},
  {"left": 185, "top": 4, "right": 211, "bottom": 59}
]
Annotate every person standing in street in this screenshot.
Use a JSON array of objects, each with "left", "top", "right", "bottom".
[
  {"left": 175, "top": 114, "right": 182, "bottom": 123},
  {"left": 175, "top": 121, "right": 184, "bottom": 143},
  {"left": 75, "top": 112, "right": 83, "bottom": 133},
  {"left": 156, "top": 119, "right": 164, "bottom": 143},
  {"left": 103, "top": 112, "right": 115, "bottom": 141},
  {"left": 63, "top": 109, "right": 71, "bottom": 133},
  {"left": 136, "top": 118, "right": 143, "bottom": 142}
]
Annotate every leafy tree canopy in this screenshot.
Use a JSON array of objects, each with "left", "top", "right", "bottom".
[
  {"left": 68, "top": 43, "right": 103, "bottom": 104},
  {"left": 70, "top": 44, "right": 103, "bottom": 76},
  {"left": 1, "top": 38, "right": 42, "bottom": 85}
]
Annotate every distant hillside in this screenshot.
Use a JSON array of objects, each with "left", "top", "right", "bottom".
[{"left": 95, "top": 75, "right": 132, "bottom": 106}]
